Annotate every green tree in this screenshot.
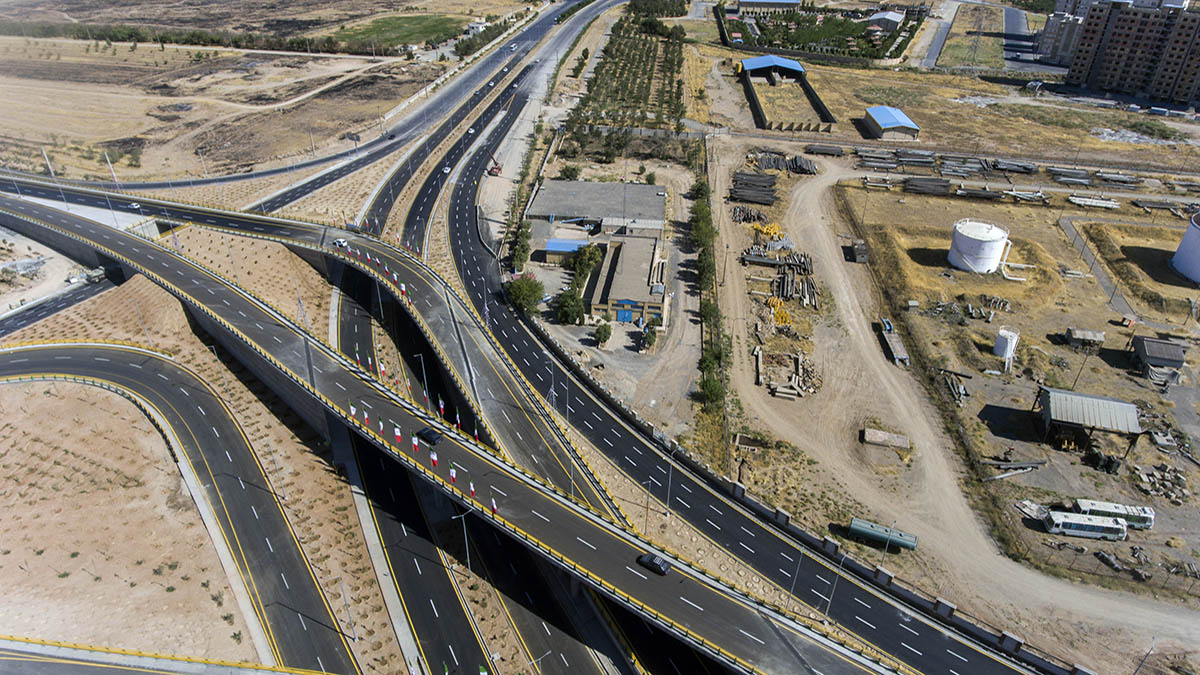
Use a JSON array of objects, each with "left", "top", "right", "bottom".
[
  {"left": 506, "top": 275, "right": 544, "bottom": 314},
  {"left": 556, "top": 289, "right": 586, "bottom": 324},
  {"left": 568, "top": 244, "right": 604, "bottom": 283},
  {"left": 699, "top": 298, "right": 718, "bottom": 324},
  {"left": 557, "top": 164, "right": 581, "bottom": 180},
  {"left": 699, "top": 373, "right": 723, "bottom": 409},
  {"left": 645, "top": 330, "right": 657, "bottom": 349},
  {"left": 645, "top": 171, "right": 656, "bottom": 185},
  {"left": 690, "top": 178, "right": 709, "bottom": 200},
  {"left": 594, "top": 323, "right": 612, "bottom": 346}
]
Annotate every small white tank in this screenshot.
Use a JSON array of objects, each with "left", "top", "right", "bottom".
[
  {"left": 994, "top": 328, "right": 1020, "bottom": 359},
  {"left": 948, "top": 219, "right": 1009, "bottom": 274},
  {"left": 1170, "top": 213, "right": 1200, "bottom": 284}
]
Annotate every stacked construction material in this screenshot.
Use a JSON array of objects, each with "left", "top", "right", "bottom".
[
  {"left": 1170, "top": 181, "right": 1200, "bottom": 193},
  {"left": 954, "top": 186, "right": 1006, "bottom": 200},
  {"left": 940, "top": 155, "right": 991, "bottom": 177},
  {"left": 730, "top": 172, "right": 777, "bottom": 205},
  {"left": 1048, "top": 166, "right": 1092, "bottom": 186},
  {"left": 806, "top": 144, "right": 845, "bottom": 157},
  {"left": 741, "top": 247, "right": 813, "bottom": 274},
  {"left": 904, "top": 177, "right": 951, "bottom": 195},
  {"left": 895, "top": 149, "right": 936, "bottom": 168},
  {"left": 731, "top": 205, "right": 766, "bottom": 223},
  {"left": 1096, "top": 171, "right": 1143, "bottom": 187},
  {"left": 855, "top": 147, "right": 898, "bottom": 171},
  {"left": 753, "top": 152, "right": 819, "bottom": 175},
  {"left": 1068, "top": 194, "right": 1119, "bottom": 209},
  {"left": 992, "top": 158, "right": 1038, "bottom": 174}
]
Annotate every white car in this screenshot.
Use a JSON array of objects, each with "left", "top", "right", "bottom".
[
  {"left": 127, "top": 202, "right": 141, "bottom": 210},
  {"left": 489, "top": 81, "right": 495, "bottom": 87},
  {"left": 468, "top": 127, "right": 476, "bottom": 134},
  {"left": 333, "top": 238, "right": 348, "bottom": 248},
  {"left": 442, "top": 166, "right": 452, "bottom": 174}
]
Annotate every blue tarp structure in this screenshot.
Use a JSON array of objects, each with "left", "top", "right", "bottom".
[{"left": 865, "top": 105, "right": 920, "bottom": 131}]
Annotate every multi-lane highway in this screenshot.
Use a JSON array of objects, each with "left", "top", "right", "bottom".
[
  {"left": 0, "top": 343, "right": 358, "bottom": 674},
  {"left": 439, "top": 76, "right": 1051, "bottom": 675},
  {"left": 0, "top": 193, "right": 884, "bottom": 674}
]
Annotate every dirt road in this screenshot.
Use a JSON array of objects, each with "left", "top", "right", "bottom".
[{"left": 709, "top": 135, "right": 1200, "bottom": 667}]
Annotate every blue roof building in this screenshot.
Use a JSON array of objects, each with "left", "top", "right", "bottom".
[
  {"left": 740, "top": 55, "right": 807, "bottom": 78},
  {"left": 863, "top": 105, "right": 920, "bottom": 139}
]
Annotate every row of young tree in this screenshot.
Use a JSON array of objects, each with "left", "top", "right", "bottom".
[
  {"left": 628, "top": 0, "right": 689, "bottom": 18},
  {"left": 688, "top": 178, "right": 725, "bottom": 410}
]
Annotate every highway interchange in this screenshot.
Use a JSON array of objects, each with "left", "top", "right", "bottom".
[{"left": 0, "top": 1, "right": 1084, "bottom": 672}]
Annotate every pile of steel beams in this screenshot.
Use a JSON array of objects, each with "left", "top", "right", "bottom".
[{"left": 730, "top": 172, "right": 777, "bottom": 205}]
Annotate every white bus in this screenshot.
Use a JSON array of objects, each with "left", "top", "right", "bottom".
[
  {"left": 1043, "top": 511, "right": 1127, "bottom": 541},
  {"left": 1072, "top": 499, "right": 1155, "bottom": 530}
]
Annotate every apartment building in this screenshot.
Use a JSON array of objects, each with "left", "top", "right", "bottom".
[{"left": 1065, "top": 0, "right": 1200, "bottom": 104}]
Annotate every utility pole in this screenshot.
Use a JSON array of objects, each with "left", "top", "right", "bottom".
[
  {"left": 1132, "top": 637, "right": 1156, "bottom": 674},
  {"left": 414, "top": 352, "right": 429, "bottom": 406},
  {"left": 880, "top": 519, "right": 897, "bottom": 567},
  {"left": 338, "top": 577, "right": 357, "bottom": 642}
]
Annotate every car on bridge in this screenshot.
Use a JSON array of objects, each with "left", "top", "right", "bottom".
[{"left": 637, "top": 553, "right": 671, "bottom": 576}]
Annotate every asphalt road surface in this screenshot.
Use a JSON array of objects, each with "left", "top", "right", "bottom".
[
  {"left": 0, "top": 279, "right": 112, "bottom": 338},
  {"left": 0, "top": 343, "right": 358, "bottom": 674},
  {"left": 0, "top": 194, "right": 875, "bottom": 675}
]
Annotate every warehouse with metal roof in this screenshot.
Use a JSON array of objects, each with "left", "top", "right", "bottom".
[
  {"left": 863, "top": 105, "right": 920, "bottom": 140},
  {"left": 1032, "top": 386, "right": 1143, "bottom": 455},
  {"left": 739, "top": 55, "right": 807, "bottom": 80}
]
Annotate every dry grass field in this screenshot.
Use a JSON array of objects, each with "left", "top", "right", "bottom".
[
  {"left": 1077, "top": 219, "right": 1197, "bottom": 323},
  {"left": 936, "top": 4, "right": 1006, "bottom": 69}
]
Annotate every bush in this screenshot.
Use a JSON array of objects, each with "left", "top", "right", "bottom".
[
  {"left": 506, "top": 275, "right": 544, "bottom": 314},
  {"left": 645, "top": 330, "right": 657, "bottom": 349},
  {"left": 699, "top": 373, "right": 724, "bottom": 409},
  {"left": 645, "top": 171, "right": 656, "bottom": 185},
  {"left": 595, "top": 323, "right": 612, "bottom": 345},
  {"left": 558, "top": 164, "right": 581, "bottom": 180}
]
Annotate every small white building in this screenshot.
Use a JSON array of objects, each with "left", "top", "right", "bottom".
[{"left": 863, "top": 105, "right": 920, "bottom": 140}]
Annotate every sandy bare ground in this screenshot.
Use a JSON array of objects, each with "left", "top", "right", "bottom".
[
  {"left": 0, "top": 381, "right": 257, "bottom": 661},
  {"left": 5, "top": 274, "right": 404, "bottom": 671},
  {"left": 0, "top": 228, "right": 86, "bottom": 314},
  {"left": 709, "top": 134, "right": 1200, "bottom": 668}
]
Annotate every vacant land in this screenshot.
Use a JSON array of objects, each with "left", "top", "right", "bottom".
[
  {"left": 802, "top": 64, "right": 1200, "bottom": 169},
  {"left": 0, "top": 36, "right": 442, "bottom": 181},
  {"left": 331, "top": 15, "right": 466, "bottom": 49},
  {"left": 0, "top": 0, "right": 409, "bottom": 36},
  {"left": 0, "top": 381, "right": 257, "bottom": 660},
  {"left": 755, "top": 81, "right": 825, "bottom": 126},
  {"left": 937, "top": 4, "right": 1005, "bottom": 69}
]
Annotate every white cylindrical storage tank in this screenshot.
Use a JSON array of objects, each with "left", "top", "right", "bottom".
[
  {"left": 994, "top": 328, "right": 1019, "bottom": 359},
  {"left": 948, "top": 219, "right": 1008, "bottom": 274},
  {"left": 1170, "top": 212, "right": 1200, "bottom": 284}
]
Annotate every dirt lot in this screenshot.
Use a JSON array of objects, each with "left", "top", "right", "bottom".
[
  {"left": 0, "top": 36, "right": 442, "bottom": 181},
  {"left": 0, "top": 380, "right": 257, "bottom": 660},
  {"left": 4, "top": 275, "right": 403, "bottom": 671},
  {"left": 754, "top": 80, "right": 825, "bottom": 127},
  {"left": 707, "top": 134, "right": 1200, "bottom": 670},
  {"left": 0, "top": 226, "right": 86, "bottom": 314}
]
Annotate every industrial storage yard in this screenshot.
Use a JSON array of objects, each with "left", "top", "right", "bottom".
[{"left": 1, "top": 0, "right": 1200, "bottom": 674}]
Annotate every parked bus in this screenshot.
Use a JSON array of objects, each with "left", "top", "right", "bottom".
[
  {"left": 1072, "top": 499, "right": 1155, "bottom": 530},
  {"left": 1043, "top": 511, "right": 1127, "bottom": 541}
]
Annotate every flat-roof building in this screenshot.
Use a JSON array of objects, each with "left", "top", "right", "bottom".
[
  {"left": 527, "top": 180, "right": 665, "bottom": 232},
  {"left": 736, "top": 0, "right": 806, "bottom": 13},
  {"left": 585, "top": 237, "right": 667, "bottom": 323},
  {"left": 863, "top": 105, "right": 920, "bottom": 140}
]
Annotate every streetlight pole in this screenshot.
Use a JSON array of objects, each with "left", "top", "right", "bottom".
[
  {"left": 451, "top": 511, "right": 471, "bottom": 576},
  {"left": 826, "top": 554, "right": 847, "bottom": 616},
  {"left": 784, "top": 551, "right": 803, "bottom": 614},
  {"left": 642, "top": 479, "right": 653, "bottom": 532},
  {"left": 881, "top": 519, "right": 897, "bottom": 568},
  {"left": 664, "top": 446, "right": 676, "bottom": 523},
  {"left": 414, "top": 352, "right": 428, "bottom": 407}
]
